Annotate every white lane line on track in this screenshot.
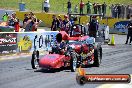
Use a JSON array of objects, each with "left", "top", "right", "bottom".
[{"left": 97, "top": 75, "right": 132, "bottom": 88}]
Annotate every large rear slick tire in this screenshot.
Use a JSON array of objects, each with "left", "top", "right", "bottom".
[{"left": 93, "top": 48, "right": 101, "bottom": 67}]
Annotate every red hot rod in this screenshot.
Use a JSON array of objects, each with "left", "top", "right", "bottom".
[{"left": 31, "top": 31, "right": 102, "bottom": 72}]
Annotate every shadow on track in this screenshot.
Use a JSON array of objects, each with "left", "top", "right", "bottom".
[{"left": 33, "top": 68, "right": 63, "bottom": 73}]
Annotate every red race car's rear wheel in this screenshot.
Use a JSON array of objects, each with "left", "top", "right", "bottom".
[
  {"left": 93, "top": 47, "right": 102, "bottom": 67},
  {"left": 70, "top": 53, "right": 77, "bottom": 72}
]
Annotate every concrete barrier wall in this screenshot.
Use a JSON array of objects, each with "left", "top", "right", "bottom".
[
  {"left": 98, "top": 18, "right": 126, "bottom": 28},
  {"left": 16, "top": 11, "right": 65, "bottom": 27},
  {"left": 16, "top": 11, "right": 127, "bottom": 29}
]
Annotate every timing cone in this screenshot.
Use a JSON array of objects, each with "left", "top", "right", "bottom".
[{"left": 108, "top": 34, "right": 115, "bottom": 46}]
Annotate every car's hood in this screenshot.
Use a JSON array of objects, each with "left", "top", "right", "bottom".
[{"left": 39, "top": 54, "right": 65, "bottom": 66}]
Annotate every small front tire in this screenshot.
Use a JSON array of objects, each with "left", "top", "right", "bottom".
[{"left": 31, "top": 51, "right": 39, "bottom": 69}]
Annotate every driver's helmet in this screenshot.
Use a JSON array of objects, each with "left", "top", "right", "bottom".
[{"left": 85, "top": 37, "right": 95, "bottom": 45}]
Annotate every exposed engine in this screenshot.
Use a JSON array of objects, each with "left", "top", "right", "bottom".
[
  {"left": 80, "top": 44, "right": 94, "bottom": 59},
  {"left": 54, "top": 31, "right": 95, "bottom": 65},
  {"left": 74, "top": 37, "right": 95, "bottom": 65}
]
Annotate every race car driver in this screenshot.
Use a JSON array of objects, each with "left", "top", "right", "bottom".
[{"left": 52, "top": 40, "right": 66, "bottom": 54}]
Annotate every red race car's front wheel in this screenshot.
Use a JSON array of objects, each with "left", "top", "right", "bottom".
[{"left": 31, "top": 51, "right": 39, "bottom": 69}]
